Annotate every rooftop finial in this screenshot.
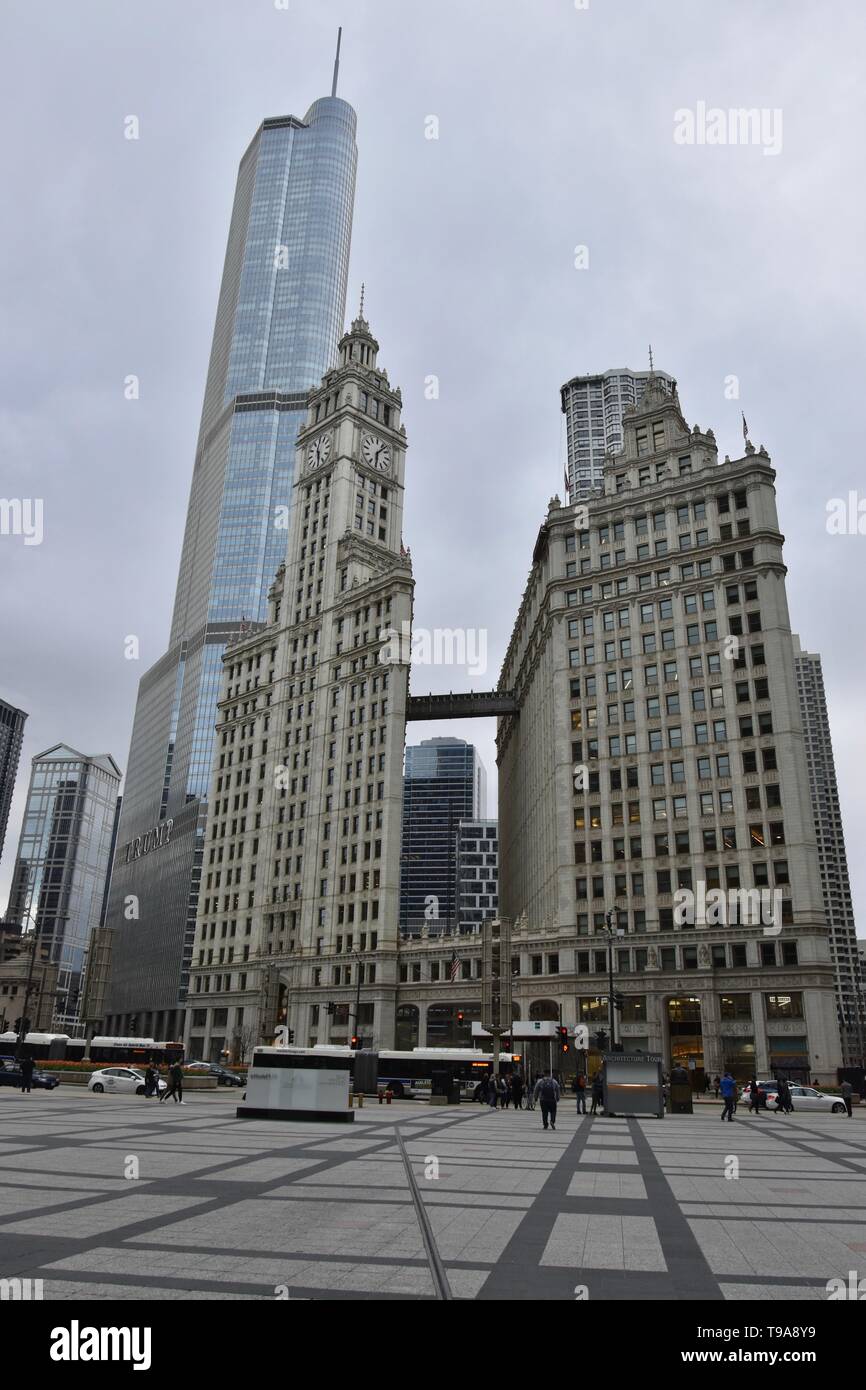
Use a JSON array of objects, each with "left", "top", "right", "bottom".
[
  {"left": 648, "top": 344, "right": 655, "bottom": 373},
  {"left": 359, "top": 281, "right": 365, "bottom": 318},
  {"left": 331, "top": 26, "right": 342, "bottom": 97}
]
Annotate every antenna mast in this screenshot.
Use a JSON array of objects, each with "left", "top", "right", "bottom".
[{"left": 331, "top": 27, "right": 342, "bottom": 97}]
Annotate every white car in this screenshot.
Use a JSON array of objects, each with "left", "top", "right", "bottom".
[
  {"left": 88, "top": 1067, "right": 167, "bottom": 1096},
  {"left": 784, "top": 1085, "right": 848, "bottom": 1114}
]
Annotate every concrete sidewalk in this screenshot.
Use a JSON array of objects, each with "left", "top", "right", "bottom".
[{"left": 0, "top": 1090, "right": 864, "bottom": 1300}]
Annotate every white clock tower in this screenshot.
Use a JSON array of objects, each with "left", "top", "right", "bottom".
[{"left": 189, "top": 305, "right": 414, "bottom": 1052}]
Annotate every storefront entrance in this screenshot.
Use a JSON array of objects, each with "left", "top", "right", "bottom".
[{"left": 667, "top": 996, "right": 705, "bottom": 1091}]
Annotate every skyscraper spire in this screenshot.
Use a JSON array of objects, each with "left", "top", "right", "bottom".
[{"left": 331, "top": 26, "right": 342, "bottom": 97}]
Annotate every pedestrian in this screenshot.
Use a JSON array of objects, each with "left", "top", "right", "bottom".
[
  {"left": 533, "top": 1070, "right": 561, "bottom": 1130},
  {"left": 511, "top": 1072, "right": 524, "bottom": 1110},
  {"left": 841, "top": 1079, "right": 854, "bottom": 1118},
  {"left": 703, "top": 1074, "right": 711, "bottom": 1094},
  {"left": 161, "top": 1059, "right": 185, "bottom": 1105},
  {"left": 590, "top": 1071, "right": 604, "bottom": 1116},
  {"left": 500, "top": 1074, "right": 511, "bottom": 1109},
  {"left": 20, "top": 1054, "right": 34, "bottom": 1095},
  {"left": 575, "top": 1071, "right": 587, "bottom": 1115},
  {"left": 773, "top": 1076, "right": 793, "bottom": 1115},
  {"left": 144, "top": 1063, "right": 157, "bottom": 1098},
  {"left": 487, "top": 1072, "right": 498, "bottom": 1109},
  {"left": 719, "top": 1070, "right": 736, "bottom": 1122},
  {"left": 712, "top": 1075, "right": 720, "bottom": 1099}
]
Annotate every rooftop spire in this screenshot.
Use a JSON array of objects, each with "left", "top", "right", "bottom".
[
  {"left": 648, "top": 344, "right": 654, "bottom": 374},
  {"left": 359, "top": 281, "right": 365, "bottom": 319},
  {"left": 331, "top": 26, "right": 342, "bottom": 97}
]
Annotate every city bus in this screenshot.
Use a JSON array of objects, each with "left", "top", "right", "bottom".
[
  {"left": 0, "top": 1033, "right": 184, "bottom": 1066},
  {"left": 310, "top": 1045, "right": 522, "bottom": 1099}
]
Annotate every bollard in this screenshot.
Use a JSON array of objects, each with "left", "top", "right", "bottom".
[{"left": 357, "top": 1093, "right": 364, "bottom": 1108}]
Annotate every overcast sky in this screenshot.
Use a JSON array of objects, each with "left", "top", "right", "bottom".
[{"left": 2, "top": 0, "right": 865, "bottom": 936}]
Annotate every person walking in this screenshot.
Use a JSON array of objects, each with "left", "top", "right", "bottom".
[
  {"left": 840, "top": 1079, "right": 854, "bottom": 1118},
  {"left": 712, "top": 1075, "right": 721, "bottom": 1099},
  {"left": 20, "top": 1054, "right": 34, "bottom": 1095},
  {"left": 144, "top": 1064, "right": 157, "bottom": 1098},
  {"left": 575, "top": 1071, "right": 587, "bottom": 1115},
  {"left": 533, "top": 1070, "right": 560, "bottom": 1130},
  {"left": 500, "top": 1075, "right": 511, "bottom": 1110},
  {"left": 590, "top": 1071, "right": 604, "bottom": 1116},
  {"left": 486, "top": 1072, "right": 499, "bottom": 1110},
  {"left": 161, "top": 1060, "right": 185, "bottom": 1105},
  {"left": 773, "top": 1076, "right": 793, "bottom": 1115},
  {"left": 719, "top": 1070, "right": 736, "bottom": 1122},
  {"left": 511, "top": 1072, "right": 524, "bottom": 1111}
]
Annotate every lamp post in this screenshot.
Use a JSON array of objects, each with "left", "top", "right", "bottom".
[
  {"left": 600, "top": 908, "right": 625, "bottom": 1052},
  {"left": 349, "top": 949, "right": 363, "bottom": 1047},
  {"left": 14, "top": 908, "right": 42, "bottom": 1061}
]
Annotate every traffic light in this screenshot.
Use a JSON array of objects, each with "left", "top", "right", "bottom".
[
  {"left": 351, "top": 1035, "right": 363, "bottom": 1049},
  {"left": 456, "top": 1010, "right": 464, "bottom": 1024},
  {"left": 595, "top": 1028, "right": 609, "bottom": 1051},
  {"left": 558, "top": 1025, "right": 569, "bottom": 1054},
  {"left": 326, "top": 1001, "right": 336, "bottom": 1015},
  {"left": 613, "top": 992, "right": 625, "bottom": 1013}
]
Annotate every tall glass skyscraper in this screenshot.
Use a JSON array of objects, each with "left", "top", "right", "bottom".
[
  {"left": 5, "top": 745, "right": 121, "bottom": 1028},
  {"left": 0, "top": 697, "right": 27, "bottom": 871},
  {"left": 400, "top": 739, "right": 487, "bottom": 937},
  {"left": 103, "top": 83, "right": 358, "bottom": 1038}
]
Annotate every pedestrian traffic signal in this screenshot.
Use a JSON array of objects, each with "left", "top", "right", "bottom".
[
  {"left": 595, "top": 1028, "right": 609, "bottom": 1051},
  {"left": 456, "top": 1010, "right": 464, "bottom": 1024}
]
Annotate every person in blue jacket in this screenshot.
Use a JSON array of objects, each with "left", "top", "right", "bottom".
[{"left": 719, "top": 1070, "right": 737, "bottom": 1122}]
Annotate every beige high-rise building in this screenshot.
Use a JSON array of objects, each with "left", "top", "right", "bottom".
[
  {"left": 185, "top": 311, "right": 413, "bottom": 1062},
  {"left": 497, "top": 378, "right": 842, "bottom": 1082}
]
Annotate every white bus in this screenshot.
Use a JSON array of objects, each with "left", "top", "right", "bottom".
[{"left": 309, "top": 1045, "right": 522, "bottom": 1099}]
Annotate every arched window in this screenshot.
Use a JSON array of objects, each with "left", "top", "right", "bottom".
[{"left": 529, "top": 999, "right": 559, "bottom": 1022}]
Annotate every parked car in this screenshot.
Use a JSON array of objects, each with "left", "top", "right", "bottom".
[
  {"left": 185, "top": 1061, "right": 245, "bottom": 1087},
  {"left": 740, "top": 1080, "right": 779, "bottom": 1104},
  {"left": 87, "top": 1067, "right": 166, "bottom": 1096},
  {"left": 740, "top": 1079, "right": 847, "bottom": 1114},
  {"left": 0, "top": 1056, "right": 60, "bottom": 1090},
  {"left": 785, "top": 1085, "right": 848, "bottom": 1114}
]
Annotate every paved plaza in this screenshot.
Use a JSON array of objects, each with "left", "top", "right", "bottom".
[{"left": 1, "top": 1090, "right": 865, "bottom": 1300}]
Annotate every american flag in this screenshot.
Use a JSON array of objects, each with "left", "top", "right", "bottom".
[
  {"left": 742, "top": 413, "right": 749, "bottom": 442},
  {"left": 449, "top": 950, "right": 459, "bottom": 983}
]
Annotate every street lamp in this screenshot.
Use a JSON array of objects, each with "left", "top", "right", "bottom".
[{"left": 599, "top": 908, "right": 625, "bottom": 1052}]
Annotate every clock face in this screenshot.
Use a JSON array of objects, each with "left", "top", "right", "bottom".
[
  {"left": 306, "top": 433, "right": 332, "bottom": 470},
  {"left": 361, "top": 433, "right": 392, "bottom": 473}
]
